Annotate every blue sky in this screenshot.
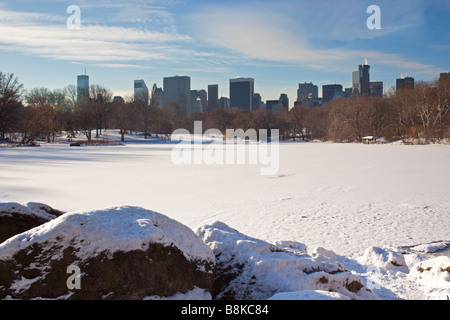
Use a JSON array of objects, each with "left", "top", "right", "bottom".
[{"left": 0, "top": 0, "right": 448, "bottom": 107}]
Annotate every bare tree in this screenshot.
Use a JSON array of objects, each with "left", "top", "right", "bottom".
[
  {"left": 0, "top": 72, "right": 23, "bottom": 140},
  {"left": 24, "top": 87, "right": 61, "bottom": 143},
  {"left": 110, "top": 100, "right": 139, "bottom": 142},
  {"left": 90, "top": 84, "right": 112, "bottom": 138}
]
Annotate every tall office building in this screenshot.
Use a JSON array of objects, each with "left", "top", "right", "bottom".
[
  {"left": 344, "top": 88, "right": 353, "bottom": 98},
  {"left": 190, "top": 89, "right": 207, "bottom": 114},
  {"left": 396, "top": 77, "right": 415, "bottom": 91},
  {"left": 279, "top": 93, "right": 289, "bottom": 110},
  {"left": 297, "top": 82, "right": 318, "bottom": 103},
  {"left": 218, "top": 97, "right": 230, "bottom": 109},
  {"left": 352, "top": 64, "right": 370, "bottom": 96},
  {"left": 77, "top": 74, "right": 89, "bottom": 101},
  {"left": 266, "top": 100, "right": 281, "bottom": 114},
  {"left": 207, "top": 85, "right": 219, "bottom": 113},
  {"left": 252, "top": 93, "right": 262, "bottom": 110},
  {"left": 369, "top": 81, "right": 384, "bottom": 97},
  {"left": 151, "top": 83, "right": 164, "bottom": 108},
  {"left": 322, "top": 84, "right": 343, "bottom": 103},
  {"left": 163, "top": 76, "right": 191, "bottom": 115},
  {"left": 134, "top": 80, "right": 149, "bottom": 105},
  {"left": 230, "top": 78, "right": 254, "bottom": 110}
]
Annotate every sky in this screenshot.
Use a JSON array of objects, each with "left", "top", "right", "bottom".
[{"left": 0, "top": 0, "right": 449, "bottom": 107}]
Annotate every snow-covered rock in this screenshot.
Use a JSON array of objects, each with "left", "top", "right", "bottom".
[
  {"left": 0, "top": 206, "right": 215, "bottom": 300},
  {"left": 410, "top": 242, "right": 449, "bottom": 254},
  {"left": 0, "top": 202, "right": 63, "bottom": 244},
  {"left": 196, "top": 221, "right": 377, "bottom": 300}
]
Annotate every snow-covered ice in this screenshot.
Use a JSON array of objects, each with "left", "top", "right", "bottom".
[{"left": 0, "top": 132, "right": 449, "bottom": 299}]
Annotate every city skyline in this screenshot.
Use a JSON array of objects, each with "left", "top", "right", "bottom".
[{"left": 0, "top": 0, "right": 449, "bottom": 108}]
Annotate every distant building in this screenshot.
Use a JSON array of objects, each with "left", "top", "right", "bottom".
[
  {"left": 192, "top": 97, "right": 204, "bottom": 113},
  {"left": 134, "top": 80, "right": 149, "bottom": 105},
  {"left": 230, "top": 77, "right": 254, "bottom": 110},
  {"left": 218, "top": 97, "right": 230, "bottom": 109},
  {"left": 332, "top": 90, "right": 345, "bottom": 100},
  {"left": 151, "top": 83, "right": 164, "bottom": 108},
  {"left": 396, "top": 77, "right": 415, "bottom": 91},
  {"left": 207, "top": 85, "right": 219, "bottom": 113},
  {"left": 163, "top": 76, "right": 191, "bottom": 115},
  {"left": 279, "top": 93, "right": 289, "bottom": 109},
  {"left": 344, "top": 88, "right": 353, "bottom": 98},
  {"left": 190, "top": 89, "right": 207, "bottom": 114},
  {"left": 297, "top": 82, "right": 318, "bottom": 103},
  {"left": 77, "top": 74, "right": 89, "bottom": 101},
  {"left": 266, "top": 94, "right": 288, "bottom": 114},
  {"left": 322, "top": 84, "right": 343, "bottom": 103},
  {"left": 113, "top": 96, "right": 124, "bottom": 103},
  {"left": 252, "top": 93, "right": 262, "bottom": 110},
  {"left": 440, "top": 72, "right": 450, "bottom": 81},
  {"left": 352, "top": 64, "right": 370, "bottom": 96},
  {"left": 266, "top": 100, "right": 281, "bottom": 114},
  {"left": 369, "top": 81, "right": 384, "bottom": 97}
]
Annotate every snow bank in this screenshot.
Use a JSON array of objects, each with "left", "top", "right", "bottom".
[
  {"left": 0, "top": 206, "right": 215, "bottom": 264},
  {"left": 197, "top": 221, "right": 377, "bottom": 300}
]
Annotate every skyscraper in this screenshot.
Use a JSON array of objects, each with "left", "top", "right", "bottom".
[
  {"left": 322, "top": 84, "right": 343, "bottom": 103},
  {"left": 218, "top": 97, "right": 229, "bottom": 109},
  {"left": 207, "top": 85, "right": 219, "bottom": 113},
  {"left": 352, "top": 64, "right": 370, "bottom": 96},
  {"left": 396, "top": 77, "right": 414, "bottom": 91},
  {"left": 252, "top": 93, "right": 262, "bottom": 110},
  {"left": 297, "top": 82, "right": 318, "bottom": 103},
  {"left": 230, "top": 78, "right": 254, "bottom": 110},
  {"left": 369, "top": 81, "right": 384, "bottom": 97},
  {"left": 163, "top": 76, "right": 191, "bottom": 115},
  {"left": 190, "top": 89, "right": 207, "bottom": 114},
  {"left": 361, "top": 64, "right": 370, "bottom": 96},
  {"left": 77, "top": 74, "right": 89, "bottom": 101},
  {"left": 151, "top": 83, "right": 164, "bottom": 108},
  {"left": 134, "top": 80, "right": 149, "bottom": 105},
  {"left": 279, "top": 93, "right": 289, "bottom": 110}
]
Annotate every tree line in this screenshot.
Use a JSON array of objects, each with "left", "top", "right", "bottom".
[{"left": 1, "top": 71, "right": 449, "bottom": 144}]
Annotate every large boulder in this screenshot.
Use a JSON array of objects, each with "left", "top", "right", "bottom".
[
  {"left": 0, "top": 202, "right": 63, "bottom": 244},
  {"left": 0, "top": 206, "right": 215, "bottom": 300},
  {"left": 196, "top": 222, "right": 378, "bottom": 300}
]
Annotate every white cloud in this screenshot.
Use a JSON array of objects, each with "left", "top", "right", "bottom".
[
  {"left": 0, "top": 4, "right": 193, "bottom": 63},
  {"left": 185, "top": 1, "right": 441, "bottom": 76}
]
